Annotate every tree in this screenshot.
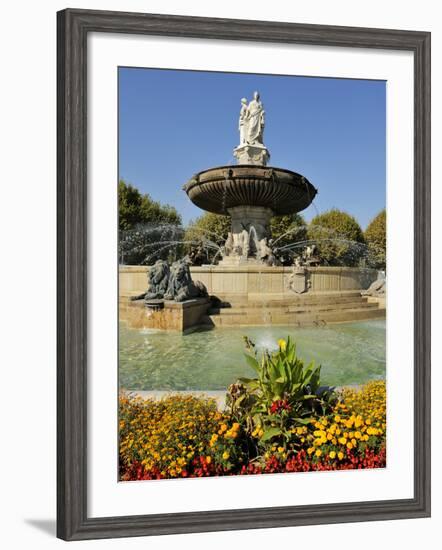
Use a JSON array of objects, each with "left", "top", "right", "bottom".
[
  {"left": 270, "top": 213, "right": 307, "bottom": 264},
  {"left": 364, "top": 209, "right": 386, "bottom": 269},
  {"left": 307, "top": 209, "right": 366, "bottom": 266},
  {"left": 119, "top": 180, "right": 183, "bottom": 265},
  {"left": 183, "top": 212, "right": 231, "bottom": 263},
  {"left": 118, "top": 180, "right": 181, "bottom": 230}
]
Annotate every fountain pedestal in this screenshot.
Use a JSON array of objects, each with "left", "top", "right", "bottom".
[
  {"left": 233, "top": 143, "right": 270, "bottom": 165},
  {"left": 218, "top": 205, "right": 273, "bottom": 266},
  {"left": 183, "top": 164, "right": 317, "bottom": 266}
]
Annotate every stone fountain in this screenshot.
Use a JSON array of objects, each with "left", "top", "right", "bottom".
[
  {"left": 183, "top": 91, "right": 317, "bottom": 266},
  {"left": 119, "top": 92, "right": 384, "bottom": 330}
]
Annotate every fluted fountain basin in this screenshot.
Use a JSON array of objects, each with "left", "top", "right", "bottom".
[{"left": 183, "top": 165, "right": 317, "bottom": 216}]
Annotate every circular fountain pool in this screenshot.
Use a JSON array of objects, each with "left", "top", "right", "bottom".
[{"left": 119, "top": 319, "right": 385, "bottom": 391}]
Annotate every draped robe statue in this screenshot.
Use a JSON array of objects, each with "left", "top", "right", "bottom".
[
  {"left": 234, "top": 91, "right": 269, "bottom": 166},
  {"left": 246, "top": 91, "right": 265, "bottom": 145},
  {"left": 238, "top": 98, "right": 249, "bottom": 145}
]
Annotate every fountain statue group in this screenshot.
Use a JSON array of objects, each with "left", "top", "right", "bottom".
[
  {"left": 131, "top": 259, "right": 208, "bottom": 303},
  {"left": 238, "top": 91, "right": 265, "bottom": 146},
  {"left": 233, "top": 91, "right": 270, "bottom": 166},
  {"left": 183, "top": 90, "right": 317, "bottom": 268},
  {"left": 223, "top": 227, "right": 276, "bottom": 266}
]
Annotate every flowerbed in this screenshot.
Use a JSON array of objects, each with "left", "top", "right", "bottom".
[{"left": 119, "top": 338, "right": 386, "bottom": 481}]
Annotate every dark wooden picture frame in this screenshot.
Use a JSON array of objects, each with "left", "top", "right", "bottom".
[{"left": 57, "top": 8, "right": 431, "bottom": 541}]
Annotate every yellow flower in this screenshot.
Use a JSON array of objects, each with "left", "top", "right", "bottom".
[
  {"left": 307, "top": 447, "right": 315, "bottom": 455},
  {"left": 338, "top": 437, "right": 347, "bottom": 445},
  {"left": 338, "top": 451, "right": 344, "bottom": 460},
  {"left": 205, "top": 456, "right": 212, "bottom": 464},
  {"left": 315, "top": 449, "right": 322, "bottom": 457},
  {"left": 278, "top": 339, "right": 287, "bottom": 351},
  {"left": 329, "top": 451, "right": 336, "bottom": 459},
  {"left": 277, "top": 447, "right": 284, "bottom": 453},
  {"left": 222, "top": 451, "right": 230, "bottom": 460},
  {"left": 346, "top": 442, "right": 353, "bottom": 450}
]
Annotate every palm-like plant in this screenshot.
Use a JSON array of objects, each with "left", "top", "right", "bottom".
[{"left": 227, "top": 337, "right": 337, "bottom": 449}]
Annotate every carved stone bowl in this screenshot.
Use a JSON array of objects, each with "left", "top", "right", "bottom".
[{"left": 183, "top": 165, "right": 317, "bottom": 216}]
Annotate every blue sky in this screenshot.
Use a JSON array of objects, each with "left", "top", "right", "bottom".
[{"left": 119, "top": 67, "right": 385, "bottom": 229}]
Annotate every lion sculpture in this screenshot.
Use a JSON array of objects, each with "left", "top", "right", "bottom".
[
  {"left": 164, "top": 259, "right": 208, "bottom": 302},
  {"left": 130, "top": 259, "right": 170, "bottom": 301}
]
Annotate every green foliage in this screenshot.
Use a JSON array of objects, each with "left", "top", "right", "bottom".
[
  {"left": 270, "top": 213, "right": 307, "bottom": 261},
  {"left": 364, "top": 209, "right": 386, "bottom": 269},
  {"left": 119, "top": 180, "right": 181, "bottom": 230},
  {"left": 227, "top": 336, "right": 337, "bottom": 450},
  {"left": 119, "top": 180, "right": 183, "bottom": 265},
  {"left": 184, "top": 212, "right": 231, "bottom": 245},
  {"left": 307, "top": 208, "right": 366, "bottom": 266},
  {"left": 182, "top": 212, "right": 231, "bottom": 262}
]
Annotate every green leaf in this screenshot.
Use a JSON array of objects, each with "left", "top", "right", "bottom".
[
  {"left": 234, "top": 394, "right": 247, "bottom": 407},
  {"left": 293, "top": 417, "right": 313, "bottom": 425},
  {"left": 261, "top": 427, "right": 282, "bottom": 441},
  {"left": 244, "top": 354, "right": 260, "bottom": 374}
]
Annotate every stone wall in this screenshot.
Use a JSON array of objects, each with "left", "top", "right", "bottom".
[
  {"left": 119, "top": 297, "right": 211, "bottom": 331},
  {"left": 119, "top": 265, "right": 378, "bottom": 300}
]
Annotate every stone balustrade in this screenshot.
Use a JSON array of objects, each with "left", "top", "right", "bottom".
[{"left": 119, "top": 265, "right": 378, "bottom": 300}]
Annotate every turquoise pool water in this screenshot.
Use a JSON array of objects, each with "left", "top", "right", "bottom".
[{"left": 119, "top": 320, "right": 386, "bottom": 391}]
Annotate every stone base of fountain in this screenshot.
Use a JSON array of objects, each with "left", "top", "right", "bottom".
[
  {"left": 119, "top": 265, "right": 385, "bottom": 328},
  {"left": 120, "top": 265, "right": 380, "bottom": 299},
  {"left": 233, "top": 143, "right": 270, "bottom": 165},
  {"left": 219, "top": 205, "right": 274, "bottom": 266},
  {"left": 119, "top": 296, "right": 211, "bottom": 332}
]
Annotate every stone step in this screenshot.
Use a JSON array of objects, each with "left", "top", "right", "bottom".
[
  {"left": 286, "top": 301, "right": 379, "bottom": 314},
  {"left": 215, "top": 294, "right": 369, "bottom": 308},
  {"left": 207, "top": 306, "right": 385, "bottom": 327},
  {"left": 208, "top": 300, "right": 377, "bottom": 316}
]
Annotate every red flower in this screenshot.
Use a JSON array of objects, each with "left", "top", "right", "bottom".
[{"left": 269, "top": 399, "right": 291, "bottom": 414}]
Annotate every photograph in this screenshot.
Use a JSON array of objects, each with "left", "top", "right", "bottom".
[{"left": 118, "top": 67, "right": 387, "bottom": 481}]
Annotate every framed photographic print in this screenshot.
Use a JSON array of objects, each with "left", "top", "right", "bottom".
[{"left": 57, "top": 8, "right": 431, "bottom": 541}]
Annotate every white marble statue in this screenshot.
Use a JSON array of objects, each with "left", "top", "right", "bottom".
[
  {"left": 234, "top": 91, "right": 269, "bottom": 165},
  {"left": 224, "top": 232, "right": 234, "bottom": 255},
  {"left": 237, "top": 91, "right": 265, "bottom": 146},
  {"left": 246, "top": 91, "right": 265, "bottom": 145},
  {"left": 238, "top": 98, "right": 249, "bottom": 145}
]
